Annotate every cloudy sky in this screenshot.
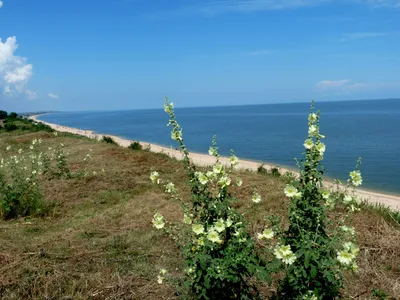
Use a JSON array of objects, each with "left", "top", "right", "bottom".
[{"left": 0, "top": 0, "right": 399, "bottom": 112}]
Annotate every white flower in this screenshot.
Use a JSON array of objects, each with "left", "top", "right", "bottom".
[
  {"left": 308, "top": 125, "right": 318, "bottom": 136},
  {"left": 6, "top": 145, "right": 11, "bottom": 151},
  {"left": 207, "top": 229, "right": 222, "bottom": 244},
  {"left": 32, "top": 170, "right": 37, "bottom": 175},
  {"left": 304, "top": 139, "right": 313, "bottom": 149},
  {"left": 258, "top": 228, "right": 274, "bottom": 240},
  {"left": 308, "top": 113, "right": 317, "bottom": 123},
  {"left": 192, "top": 224, "right": 205, "bottom": 235},
  {"left": 321, "top": 190, "right": 330, "bottom": 199},
  {"left": 208, "top": 147, "right": 216, "bottom": 156},
  {"left": 152, "top": 213, "right": 165, "bottom": 229},
  {"left": 165, "top": 182, "right": 176, "bottom": 193},
  {"left": 183, "top": 214, "right": 192, "bottom": 224},
  {"left": 252, "top": 192, "right": 261, "bottom": 203},
  {"left": 349, "top": 170, "right": 362, "bottom": 186},
  {"left": 230, "top": 155, "right": 239, "bottom": 167},
  {"left": 274, "top": 244, "right": 297, "bottom": 265},
  {"left": 164, "top": 102, "right": 174, "bottom": 113},
  {"left": 196, "top": 172, "right": 208, "bottom": 185},
  {"left": 214, "top": 219, "right": 226, "bottom": 233},
  {"left": 284, "top": 185, "right": 298, "bottom": 198},
  {"left": 340, "top": 226, "right": 355, "bottom": 236},
  {"left": 336, "top": 250, "right": 354, "bottom": 265},
  {"left": 92, "top": 171, "right": 97, "bottom": 175},
  {"left": 343, "top": 242, "right": 359, "bottom": 256},
  {"left": 157, "top": 269, "right": 168, "bottom": 284},
  {"left": 213, "top": 163, "right": 223, "bottom": 174},
  {"left": 171, "top": 129, "right": 182, "bottom": 141},
  {"left": 315, "top": 142, "right": 326, "bottom": 155},
  {"left": 343, "top": 195, "right": 353, "bottom": 204},
  {"left": 18, "top": 149, "right": 23, "bottom": 154},
  {"left": 150, "top": 171, "right": 160, "bottom": 184},
  {"left": 29, "top": 145, "right": 34, "bottom": 150},
  {"left": 236, "top": 177, "right": 243, "bottom": 187},
  {"left": 218, "top": 175, "right": 231, "bottom": 187}
]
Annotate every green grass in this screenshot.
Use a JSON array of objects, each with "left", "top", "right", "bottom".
[{"left": 0, "top": 130, "right": 399, "bottom": 299}]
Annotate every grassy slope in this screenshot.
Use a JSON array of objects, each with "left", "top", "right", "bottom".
[{"left": 0, "top": 131, "right": 399, "bottom": 299}]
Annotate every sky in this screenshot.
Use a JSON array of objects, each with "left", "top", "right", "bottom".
[{"left": 0, "top": 0, "right": 399, "bottom": 112}]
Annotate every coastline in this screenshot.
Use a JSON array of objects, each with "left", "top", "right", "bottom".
[{"left": 29, "top": 115, "right": 400, "bottom": 211}]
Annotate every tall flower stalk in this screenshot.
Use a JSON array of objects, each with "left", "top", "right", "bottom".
[{"left": 150, "top": 97, "right": 270, "bottom": 299}]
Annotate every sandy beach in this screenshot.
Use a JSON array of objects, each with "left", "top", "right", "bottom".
[{"left": 29, "top": 115, "right": 400, "bottom": 211}]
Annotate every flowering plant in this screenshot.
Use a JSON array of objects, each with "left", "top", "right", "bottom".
[{"left": 150, "top": 98, "right": 271, "bottom": 299}]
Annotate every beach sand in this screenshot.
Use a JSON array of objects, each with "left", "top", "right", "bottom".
[{"left": 29, "top": 115, "right": 400, "bottom": 211}]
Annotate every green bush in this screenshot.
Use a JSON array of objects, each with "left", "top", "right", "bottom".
[
  {"left": 128, "top": 141, "right": 142, "bottom": 150},
  {"left": 0, "top": 110, "right": 7, "bottom": 119},
  {"left": 102, "top": 136, "right": 117, "bottom": 144},
  {"left": 8, "top": 112, "right": 18, "bottom": 119},
  {"left": 5, "top": 123, "right": 18, "bottom": 132}
]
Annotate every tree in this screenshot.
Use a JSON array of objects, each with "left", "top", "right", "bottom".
[{"left": 0, "top": 110, "right": 7, "bottom": 119}]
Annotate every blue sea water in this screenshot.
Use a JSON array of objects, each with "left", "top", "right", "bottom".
[{"left": 38, "top": 99, "right": 400, "bottom": 195}]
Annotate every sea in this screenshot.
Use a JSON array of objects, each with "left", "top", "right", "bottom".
[{"left": 37, "top": 99, "right": 400, "bottom": 195}]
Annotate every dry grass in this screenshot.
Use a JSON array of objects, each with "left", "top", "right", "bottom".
[{"left": 0, "top": 131, "right": 399, "bottom": 299}]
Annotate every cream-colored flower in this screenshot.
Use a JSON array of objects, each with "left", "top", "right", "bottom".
[
  {"left": 230, "top": 155, "right": 239, "bottom": 167},
  {"left": 315, "top": 142, "right": 326, "bottom": 155},
  {"left": 274, "top": 244, "right": 297, "bottom": 265},
  {"left": 258, "top": 228, "right": 274, "bottom": 240},
  {"left": 218, "top": 175, "right": 231, "bottom": 187},
  {"left": 308, "top": 113, "right": 317, "bottom": 123},
  {"left": 304, "top": 139, "right": 313, "bottom": 149},
  {"left": 252, "top": 192, "right": 261, "bottom": 203},
  {"left": 336, "top": 250, "right": 353, "bottom": 265},
  {"left": 213, "top": 163, "right": 223, "bottom": 174},
  {"left": 321, "top": 190, "right": 330, "bottom": 199},
  {"left": 196, "top": 172, "right": 209, "bottom": 185},
  {"left": 214, "top": 219, "right": 226, "bottom": 233},
  {"left": 152, "top": 213, "right": 165, "bottom": 229},
  {"left": 165, "top": 182, "right": 176, "bottom": 193},
  {"left": 192, "top": 224, "right": 205, "bottom": 235},
  {"left": 207, "top": 230, "right": 222, "bottom": 244},
  {"left": 236, "top": 177, "right": 243, "bottom": 187},
  {"left": 308, "top": 125, "right": 318, "bottom": 136},
  {"left": 150, "top": 171, "right": 160, "bottom": 184},
  {"left": 183, "top": 214, "right": 192, "bottom": 224},
  {"left": 284, "top": 185, "right": 298, "bottom": 198}
]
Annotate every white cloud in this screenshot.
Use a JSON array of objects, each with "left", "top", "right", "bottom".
[
  {"left": 0, "top": 36, "right": 34, "bottom": 97},
  {"left": 145, "top": 0, "right": 400, "bottom": 19},
  {"left": 26, "top": 90, "right": 38, "bottom": 100},
  {"left": 0, "top": 1, "right": 3, "bottom": 8},
  {"left": 340, "top": 32, "right": 390, "bottom": 42},
  {"left": 316, "top": 80, "right": 350, "bottom": 89},
  {"left": 316, "top": 79, "right": 400, "bottom": 96},
  {"left": 247, "top": 50, "right": 273, "bottom": 56},
  {"left": 48, "top": 93, "right": 59, "bottom": 99}
]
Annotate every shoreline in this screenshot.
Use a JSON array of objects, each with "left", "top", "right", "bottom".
[{"left": 29, "top": 115, "right": 400, "bottom": 211}]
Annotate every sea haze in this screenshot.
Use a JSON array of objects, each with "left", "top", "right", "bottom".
[{"left": 38, "top": 99, "right": 400, "bottom": 195}]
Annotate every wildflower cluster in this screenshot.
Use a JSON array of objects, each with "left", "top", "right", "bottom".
[
  {"left": 149, "top": 97, "right": 269, "bottom": 299},
  {"left": 0, "top": 134, "right": 97, "bottom": 219}
]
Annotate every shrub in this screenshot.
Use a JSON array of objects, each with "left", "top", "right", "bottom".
[
  {"left": 128, "top": 141, "right": 142, "bottom": 150},
  {"left": 102, "top": 136, "right": 117, "bottom": 144},
  {"left": 8, "top": 112, "right": 18, "bottom": 119},
  {"left": 0, "top": 110, "right": 7, "bottom": 119},
  {"left": 0, "top": 141, "right": 44, "bottom": 219},
  {"left": 5, "top": 123, "right": 18, "bottom": 132}
]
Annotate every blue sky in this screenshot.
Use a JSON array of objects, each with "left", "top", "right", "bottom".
[{"left": 0, "top": 0, "right": 399, "bottom": 112}]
